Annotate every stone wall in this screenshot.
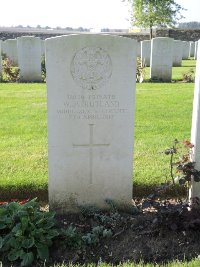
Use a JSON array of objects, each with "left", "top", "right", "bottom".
[
  {"left": 156, "top": 29, "right": 200, "bottom": 41},
  {"left": 0, "top": 28, "right": 66, "bottom": 41},
  {"left": 0, "top": 28, "right": 151, "bottom": 42},
  {"left": 1, "top": 28, "right": 200, "bottom": 42}
]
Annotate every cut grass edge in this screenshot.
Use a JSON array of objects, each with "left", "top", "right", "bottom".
[{"left": 0, "top": 183, "right": 187, "bottom": 202}]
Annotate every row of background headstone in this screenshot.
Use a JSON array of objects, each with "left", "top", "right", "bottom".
[
  {"left": 141, "top": 38, "right": 198, "bottom": 81},
  {"left": 0, "top": 36, "right": 198, "bottom": 82},
  {"left": 0, "top": 36, "right": 44, "bottom": 82},
  {"left": 141, "top": 39, "right": 197, "bottom": 66}
]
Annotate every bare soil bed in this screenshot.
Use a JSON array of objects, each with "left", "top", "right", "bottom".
[
  {"left": 50, "top": 197, "right": 200, "bottom": 266},
  {"left": 1, "top": 197, "right": 200, "bottom": 266}
]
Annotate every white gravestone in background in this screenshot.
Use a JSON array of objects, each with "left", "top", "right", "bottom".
[
  {"left": 3, "top": 39, "right": 18, "bottom": 65},
  {"left": 0, "top": 41, "right": 2, "bottom": 78},
  {"left": 136, "top": 41, "right": 141, "bottom": 57},
  {"left": 182, "top": 41, "right": 190, "bottom": 60},
  {"left": 194, "top": 41, "right": 198, "bottom": 60},
  {"left": 41, "top": 39, "right": 45, "bottom": 56},
  {"left": 141, "top": 40, "right": 151, "bottom": 67},
  {"left": 189, "top": 41, "right": 195, "bottom": 58},
  {"left": 190, "top": 40, "right": 200, "bottom": 200},
  {"left": 17, "top": 36, "right": 42, "bottom": 82},
  {"left": 150, "top": 37, "right": 173, "bottom": 82},
  {"left": 45, "top": 34, "right": 137, "bottom": 213},
  {"left": 1, "top": 41, "right": 6, "bottom": 54},
  {"left": 173, "top": 40, "right": 182, "bottom": 67}
]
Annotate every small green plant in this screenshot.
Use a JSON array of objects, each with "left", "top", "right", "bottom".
[
  {"left": 164, "top": 139, "right": 200, "bottom": 200},
  {"left": 82, "top": 225, "right": 112, "bottom": 245},
  {"left": 59, "top": 225, "right": 83, "bottom": 249},
  {"left": 182, "top": 68, "right": 195, "bottom": 82},
  {"left": 136, "top": 57, "right": 145, "bottom": 83},
  {"left": 2, "top": 57, "right": 19, "bottom": 82},
  {"left": 0, "top": 198, "right": 59, "bottom": 266},
  {"left": 41, "top": 55, "right": 46, "bottom": 82}
]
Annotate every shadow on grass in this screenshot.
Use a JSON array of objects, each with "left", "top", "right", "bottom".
[
  {"left": 133, "top": 183, "right": 187, "bottom": 198},
  {"left": 0, "top": 183, "right": 187, "bottom": 202},
  {"left": 0, "top": 185, "right": 48, "bottom": 202}
]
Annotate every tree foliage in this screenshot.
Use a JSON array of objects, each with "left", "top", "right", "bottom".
[{"left": 128, "top": 0, "right": 185, "bottom": 38}]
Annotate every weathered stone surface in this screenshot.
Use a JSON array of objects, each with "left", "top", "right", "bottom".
[
  {"left": 173, "top": 40, "right": 182, "bottom": 67},
  {"left": 189, "top": 41, "right": 195, "bottom": 58},
  {"left": 0, "top": 40, "right": 2, "bottom": 77},
  {"left": 182, "top": 41, "right": 190, "bottom": 59},
  {"left": 194, "top": 41, "right": 198, "bottom": 60},
  {"left": 45, "top": 34, "right": 137, "bottom": 213},
  {"left": 41, "top": 39, "right": 45, "bottom": 56},
  {"left": 17, "top": 36, "right": 42, "bottom": 82},
  {"left": 190, "top": 40, "right": 200, "bottom": 199},
  {"left": 136, "top": 41, "right": 141, "bottom": 57},
  {"left": 3, "top": 39, "right": 18, "bottom": 65},
  {"left": 141, "top": 40, "right": 151, "bottom": 67},
  {"left": 150, "top": 37, "right": 173, "bottom": 82}
]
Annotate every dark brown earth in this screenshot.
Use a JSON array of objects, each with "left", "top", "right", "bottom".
[
  {"left": 48, "top": 197, "right": 200, "bottom": 266},
  {"left": 1, "top": 195, "right": 200, "bottom": 266}
]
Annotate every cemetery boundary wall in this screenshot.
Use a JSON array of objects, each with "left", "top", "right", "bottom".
[{"left": 1, "top": 28, "right": 200, "bottom": 41}]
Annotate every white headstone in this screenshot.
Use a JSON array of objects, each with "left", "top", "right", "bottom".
[
  {"left": 1, "top": 41, "right": 6, "bottom": 54},
  {"left": 189, "top": 41, "right": 195, "bottom": 58},
  {"left": 3, "top": 39, "right": 18, "bottom": 65},
  {"left": 141, "top": 40, "right": 151, "bottom": 67},
  {"left": 0, "top": 41, "right": 2, "bottom": 79},
  {"left": 45, "top": 34, "right": 137, "bottom": 213},
  {"left": 194, "top": 41, "right": 198, "bottom": 60},
  {"left": 150, "top": 37, "right": 173, "bottom": 82},
  {"left": 190, "top": 40, "right": 200, "bottom": 199},
  {"left": 17, "top": 36, "right": 42, "bottom": 82},
  {"left": 136, "top": 41, "right": 141, "bottom": 57},
  {"left": 41, "top": 39, "right": 45, "bottom": 56},
  {"left": 173, "top": 40, "right": 182, "bottom": 67},
  {"left": 182, "top": 41, "right": 190, "bottom": 60}
]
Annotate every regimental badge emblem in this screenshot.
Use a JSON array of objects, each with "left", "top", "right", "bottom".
[{"left": 71, "top": 46, "right": 112, "bottom": 90}]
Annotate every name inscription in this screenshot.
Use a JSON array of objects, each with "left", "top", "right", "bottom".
[{"left": 57, "top": 94, "right": 127, "bottom": 120}]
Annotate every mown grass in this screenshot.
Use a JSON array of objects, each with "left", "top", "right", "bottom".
[
  {"left": 134, "top": 82, "right": 193, "bottom": 194},
  {"left": 50, "top": 258, "right": 200, "bottom": 266},
  {"left": 144, "top": 59, "right": 196, "bottom": 81},
  {"left": 0, "top": 83, "right": 48, "bottom": 199},
  {"left": 0, "top": 60, "right": 196, "bottom": 199}
]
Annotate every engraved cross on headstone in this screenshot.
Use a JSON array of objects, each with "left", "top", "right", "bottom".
[{"left": 73, "top": 124, "right": 110, "bottom": 184}]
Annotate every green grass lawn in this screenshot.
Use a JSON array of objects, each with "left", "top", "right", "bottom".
[
  {"left": 0, "top": 59, "right": 196, "bottom": 199},
  {"left": 144, "top": 59, "right": 196, "bottom": 81},
  {"left": 52, "top": 259, "right": 200, "bottom": 267},
  {"left": 134, "top": 82, "right": 193, "bottom": 194},
  {"left": 0, "top": 83, "right": 48, "bottom": 199}
]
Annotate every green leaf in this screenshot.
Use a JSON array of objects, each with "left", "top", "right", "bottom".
[
  {"left": 15, "top": 229, "right": 23, "bottom": 237},
  {"left": 6, "top": 236, "right": 17, "bottom": 248},
  {"left": 47, "top": 229, "right": 59, "bottom": 238},
  {"left": 22, "top": 237, "right": 35, "bottom": 249},
  {"left": 0, "top": 236, "right": 3, "bottom": 249},
  {"left": 179, "top": 177, "right": 186, "bottom": 185},
  {"left": 8, "top": 202, "right": 21, "bottom": 213},
  {"left": 44, "top": 221, "right": 55, "bottom": 229},
  {"left": 12, "top": 223, "right": 21, "bottom": 233},
  {"left": 23, "top": 198, "right": 39, "bottom": 210},
  {"left": 20, "top": 251, "right": 34, "bottom": 266},
  {"left": 8, "top": 248, "right": 23, "bottom": 261},
  {"left": 0, "top": 208, "right": 7, "bottom": 215},
  {"left": 20, "top": 217, "right": 29, "bottom": 232},
  {"left": 36, "top": 243, "right": 49, "bottom": 261},
  {"left": 0, "top": 223, "right": 7, "bottom": 229}
]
